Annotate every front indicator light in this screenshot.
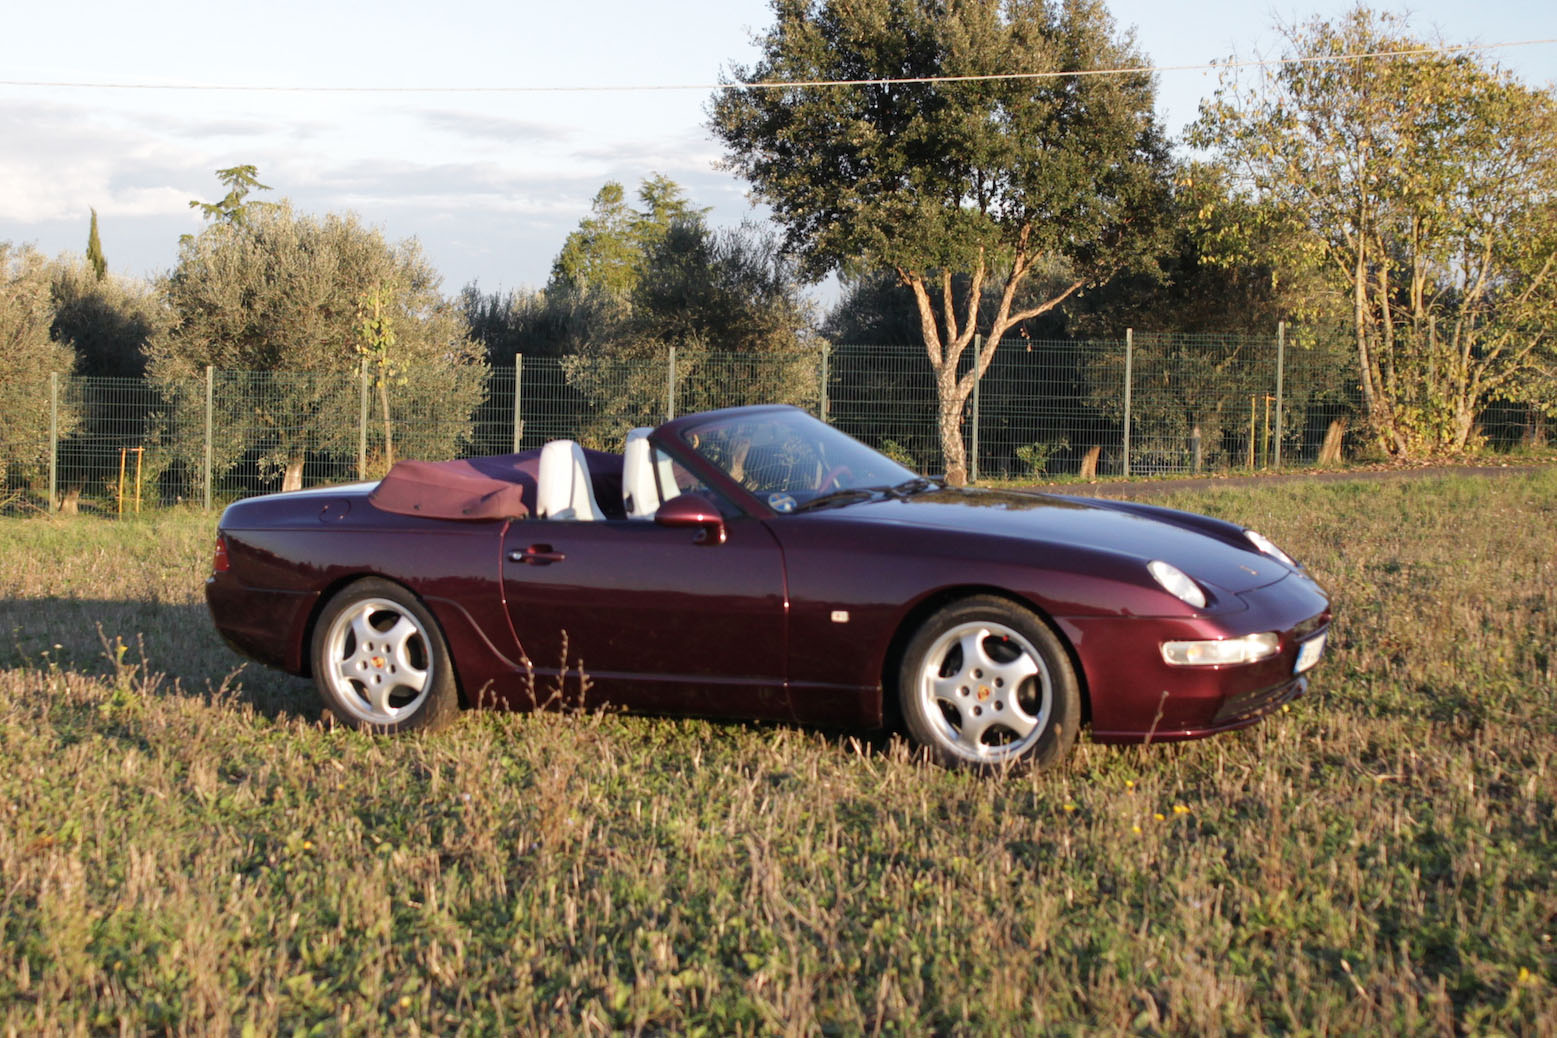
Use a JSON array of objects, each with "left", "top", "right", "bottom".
[{"left": 1161, "top": 632, "right": 1280, "bottom": 667}]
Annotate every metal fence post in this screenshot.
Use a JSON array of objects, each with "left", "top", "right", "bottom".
[
  {"left": 512, "top": 356, "right": 524, "bottom": 452},
  {"left": 970, "top": 334, "right": 982, "bottom": 484},
  {"left": 819, "top": 344, "right": 830, "bottom": 422},
  {"left": 204, "top": 365, "right": 214, "bottom": 510},
  {"left": 666, "top": 346, "right": 677, "bottom": 422},
  {"left": 357, "top": 364, "right": 369, "bottom": 480},
  {"left": 1275, "top": 321, "right": 1285, "bottom": 470},
  {"left": 48, "top": 372, "right": 58, "bottom": 512},
  {"left": 1123, "top": 329, "right": 1133, "bottom": 478}
]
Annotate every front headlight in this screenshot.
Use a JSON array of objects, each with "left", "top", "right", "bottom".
[
  {"left": 1244, "top": 529, "right": 1296, "bottom": 568},
  {"left": 1147, "top": 559, "right": 1206, "bottom": 609},
  {"left": 1161, "top": 632, "right": 1280, "bottom": 666}
]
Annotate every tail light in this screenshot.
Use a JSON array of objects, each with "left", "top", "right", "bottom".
[{"left": 213, "top": 534, "right": 231, "bottom": 573}]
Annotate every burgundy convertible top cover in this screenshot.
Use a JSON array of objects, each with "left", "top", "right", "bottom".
[
  {"left": 368, "top": 448, "right": 626, "bottom": 521},
  {"left": 369, "top": 457, "right": 534, "bottom": 520}
]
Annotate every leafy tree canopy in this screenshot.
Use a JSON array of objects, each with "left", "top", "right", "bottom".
[
  {"left": 549, "top": 174, "right": 710, "bottom": 298},
  {"left": 559, "top": 213, "right": 820, "bottom": 441},
  {"left": 467, "top": 175, "right": 811, "bottom": 371},
  {"left": 0, "top": 243, "right": 79, "bottom": 481},
  {"left": 50, "top": 259, "right": 168, "bottom": 379},
  {"left": 154, "top": 202, "right": 473, "bottom": 374},
  {"left": 150, "top": 201, "right": 483, "bottom": 489},
  {"left": 189, "top": 165, "right": 274, "bottom": 228},
  {"left": 711, "top": 0, "right": 1172, "bottom": 482},
  {"left": 632, "top": 219, "right": 814, "bottom": 355},
  {"left": 1191, "top": 5, "right": 1557, "bottom": 454}
]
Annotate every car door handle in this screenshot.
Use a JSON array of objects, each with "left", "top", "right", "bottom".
[{"left": 509, "top": 545, "right": 566, "bottom": 566}]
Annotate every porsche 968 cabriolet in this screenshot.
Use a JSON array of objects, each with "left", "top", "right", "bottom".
[{"left": 206, "top": 404, "right": 1330, "bottom": 769}]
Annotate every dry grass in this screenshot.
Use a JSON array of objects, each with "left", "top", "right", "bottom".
[{"left": 1, "top": 474, "right": 1554, "bottom": 1036}]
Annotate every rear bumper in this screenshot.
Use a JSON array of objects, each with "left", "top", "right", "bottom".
[{"left": 205, "top": 574, "right": 317, "bottom": 675}]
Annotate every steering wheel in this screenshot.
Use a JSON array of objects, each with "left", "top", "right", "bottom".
[{"left": 817, "top": 465, "right": 853, "bottom": 492}]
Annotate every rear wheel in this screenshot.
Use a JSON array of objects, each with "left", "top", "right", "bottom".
[
  {"left": 311, "top": 578, "right": 459, "bottom": 733},
  {"left": 898, "top": 597, "right": 1080, "bottom": 770}
]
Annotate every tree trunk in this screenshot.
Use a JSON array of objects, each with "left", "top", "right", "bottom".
[
  {"left": 377, "top": 379, "right": 395, "bottom": 469},
  {"left": 282, "top": 455, "right": 305, "bottom": 492},
  {"left": 1450, "top": 401, "right": 1477, "bottom": 452},
  {"left": 1318, "top": 418, "right": 1347, "bottom": 464},
  {"left": 936, "top": 367, "right": 970, "bottom": 486}
]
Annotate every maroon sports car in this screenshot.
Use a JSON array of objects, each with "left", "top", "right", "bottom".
[{"left": 207, "top": 404, "right": 1330, "bottom": 769}]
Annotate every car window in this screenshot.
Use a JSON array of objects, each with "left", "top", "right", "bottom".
[{"left": 653, "top": 447, "right": 704, "bottom": 497}]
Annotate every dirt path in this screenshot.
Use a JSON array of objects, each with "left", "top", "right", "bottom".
[{"left": 1024, "top": 462, "right": 1555, "bottom": 499}]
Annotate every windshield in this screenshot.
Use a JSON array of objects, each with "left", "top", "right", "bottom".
[{"left": 676, "top": 409, "right": 918, "bottom": 513}]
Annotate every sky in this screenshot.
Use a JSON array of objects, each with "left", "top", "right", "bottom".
[{"left": 3, "top": 0, "right": 1554, "bottom": 300}]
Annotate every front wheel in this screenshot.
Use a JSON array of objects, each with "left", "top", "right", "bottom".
[
  {"left": 310, "top": 578, "right": 459, "bottom": 733},
  {"left": 898, "top": 597, "right": 1080, "bottom": 770}
]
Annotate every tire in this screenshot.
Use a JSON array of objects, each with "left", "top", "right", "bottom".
[
  {"left": 310, "top": 578, "right": 460, "bottom": 733},
  {"left": 897, "top": 596, "right": 1080, "bottom": 771}
]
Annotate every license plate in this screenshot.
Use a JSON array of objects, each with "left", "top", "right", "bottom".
[{"left": 1294, "top": 631, "right": 1327, "bottom": 674}]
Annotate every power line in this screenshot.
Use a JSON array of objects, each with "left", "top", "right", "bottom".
[{"left": 0, "top": 37, "right": 1552, "bottom": 96}]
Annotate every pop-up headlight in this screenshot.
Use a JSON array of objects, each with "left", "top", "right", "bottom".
[
  {"left": 1147, "top": 559, "right": 1207, "bottom": 609},
  {"left": 1244, "top": 529, "right": 1296, "bottom": 568}
]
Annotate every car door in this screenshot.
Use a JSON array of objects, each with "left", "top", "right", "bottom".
[{"left": 499, "top": 514, "right": 790, "bottom": 719}]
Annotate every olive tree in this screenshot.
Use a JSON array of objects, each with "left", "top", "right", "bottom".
[
  {"left": 712, "top": 0, "right": 1171, "bottom": 483},
  {"left": 0, "top": 243, "right": 78, "bottom": 490},
  {"left": 149, "top": 203, "right": 484, "bottom": 490}
]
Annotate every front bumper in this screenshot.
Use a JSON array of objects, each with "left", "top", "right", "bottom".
[{"left": 1057, "top": 570, "right": 1331, "bottom": 744}]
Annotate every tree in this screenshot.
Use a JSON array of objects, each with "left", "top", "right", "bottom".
[
  {"left": 562, "top": 218, "right": 820, "bottom": 442},
  {"left": 0, "top": 243, "right": 78, "bottom": 492},
  {"left": 1191, "top": 7, "right": 1557, "bottom": 454},
  {"left": 549, "top": 175, "right": 710, "bottom": 299},
  {"left": 633, "top": 220, "right": 814, "bottom": 357},
  {"left": 356, "top": 284, "right": 400, "bottom": 468},
  {"left": 149, "top": 203, "right": 484, "bottom": 491},
  {"left": 712, "top": 0, "right": 1171, "bottom": 483},
  {"left": 50, "top": 260, "right": 165, "bottom": 379},
  {"left": 458, "top": 283, "right": 623, "bottom": 365},
  {"left": 823, "top": 273, "right": 926, "bottom": 348},
  {"left": 189, "top": 164, "right": 274, "bottom": 227},
  {"left": 43, "top": 260, "right": 171, "bottom": 503},
  {"left": 1057, "top": 165, "right": 1352, "bottom": 468},
  {"left": 86, "top": 209, "right": 106, "bottom": 281}
]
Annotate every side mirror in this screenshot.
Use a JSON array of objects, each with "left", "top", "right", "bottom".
[{"left": 654, "top": 493, "right": 727, "bottom": 545}]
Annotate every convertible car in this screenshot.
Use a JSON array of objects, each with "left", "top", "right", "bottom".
[{"left": 206, "top": 404, "right": 1330, "bottom": 769}]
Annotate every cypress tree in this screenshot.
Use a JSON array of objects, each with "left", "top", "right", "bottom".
[{"left": 86, "top": 208, "right": 107, "bottom": 281}]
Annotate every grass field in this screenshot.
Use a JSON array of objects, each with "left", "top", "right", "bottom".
[{"left": 1, "top": 471, "right": 1554, "bottom": 1036}]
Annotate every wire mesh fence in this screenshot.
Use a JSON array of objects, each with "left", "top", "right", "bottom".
[{"left": 0, "top": 332, "right": 1540, "bottom": 515}]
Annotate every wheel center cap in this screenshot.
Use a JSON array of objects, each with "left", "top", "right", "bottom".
[
  {"left": 977, "top": 686, "right": 991, "bottom": 701},
  {"left": 371, "top": 655, "right": 386, "bottom": 669}
]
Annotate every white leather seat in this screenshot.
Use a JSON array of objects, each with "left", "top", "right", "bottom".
[
  {"left": 622, "top": 428, "right": 660, "bottom": 519},
  {"left": 536, "top": 440, "right": 602, "bottom": 521}
]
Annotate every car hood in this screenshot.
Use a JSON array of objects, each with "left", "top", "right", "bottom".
[{"left": 820, "top": 487, "right": 1291, "bottom": 594}]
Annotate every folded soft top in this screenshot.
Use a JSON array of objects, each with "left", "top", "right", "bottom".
[{"left": 368, "top": 448, "right": 624, "bottom": 520}]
